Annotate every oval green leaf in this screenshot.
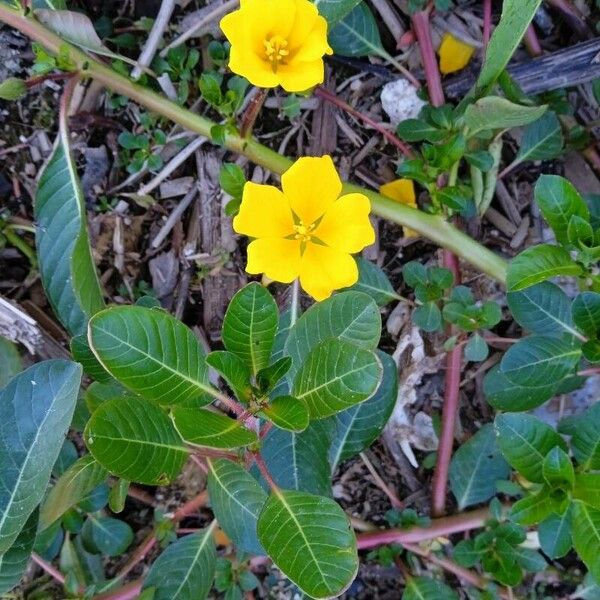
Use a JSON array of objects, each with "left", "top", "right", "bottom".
[
  {"left": 257, "top": 489, "right": 358, "bottom": 599},
  {"left": 0, "top": 360, "right": 81, "bottom": 552},
  {"left": 292, "top": 339, "right": 382, "bottom": 419},
  {"left": 262, "top": 396, "right": 309, "bottom": 432},
  {"left": 89, "top": 306, "right": 212, "bottom": 406},
  {"left": 84, "top": 397, "right": 188, "bottom": 485},
  {"left": 206, "top": 458, "right": 266, "bottom": 555},
  {"left": 222, "top": 283, "right": 279, "bottom": 376},
  {"left": 171, "top": 407, "right": 257, "bottom": 449}
]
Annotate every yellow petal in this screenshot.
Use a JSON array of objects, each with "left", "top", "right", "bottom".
[
  {"left": 288, "top": 10, "right": 332, "bottom": 62},
  {"left": 247, "top": 238, "right": 302, "bottom": 283},
  {"left": 299, "top": 243, "right": 358, "bottom": 301},
  {"left": 281, "top": 155, "right": 341, "bottom": 225},
  {"left": 379, "top": 179, "right": 419, "bottom": 238},
  {"left": 233, "top": 182, "right": 295, "bottom": 238},
  {"left": 438, "top": 32, "right": 475, "bottom": 75},
  {"left": 313, "top": 193, "right": 375, "bottom": 254},
  {"left": 277, "top": 59, "right": 326, "bottom": 93},
  {"left": 379, "top": 179, "right": 416, "bottom": 206}
]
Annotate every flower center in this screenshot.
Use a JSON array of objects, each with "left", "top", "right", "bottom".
[
  {"left": 294, "top": 221, "right": 315, "bottom": 242},
  {"left": 264, "top": 35, "right": 289, "bottom": 72}
]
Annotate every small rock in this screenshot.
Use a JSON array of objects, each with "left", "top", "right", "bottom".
[{"left": 380, "top": 78, "right": 426, "bottom": 127}]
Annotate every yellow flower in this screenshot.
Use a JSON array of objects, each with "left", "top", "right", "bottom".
[
  {"left": 438, "top": 32, "right": 475, "bottom": 75},
  {"left": 220, "top": 0, "right": 333, "bottom": 93},
  {"left": 379, "top": 179, "right": 419, "bottom": 238},
  {"left": 233, "top": 156, "right": 375, "bottom": 301}
]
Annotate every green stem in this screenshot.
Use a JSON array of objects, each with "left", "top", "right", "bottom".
[
  {"left": 3, "top": 228, "right": 37, "bottom": 268},
  {"left": 0, "top": 4, "right": 507, "bottom": 283}
]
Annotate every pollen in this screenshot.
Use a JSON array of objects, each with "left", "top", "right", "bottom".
[
  {"left": 294, "top": 221, "right": 315, "bottom": 242},
  {"left": 264, "top": 35, "right": 289, "bottom": 71}
]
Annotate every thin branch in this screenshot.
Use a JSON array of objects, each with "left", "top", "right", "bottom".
[
  {"left": 253, "top": 452, "right": 278, "bottom": 491},
  {"left": 314, "top": 86, "right": 413, "bottom": 157},
  {"left": 356, "top": 506, "right": 491, "bottom": 549},
  {"left": 130, "top": 0, "right": 176, "bottom": 80},
  {"left": 31, "top": 552, "right": 66, "bottom": 585},
  {"left": 360, "top": 451, "right": 403, "bottom": 509}
]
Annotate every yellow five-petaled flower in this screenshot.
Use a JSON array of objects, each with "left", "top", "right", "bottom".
[
  {"left": 220, "top": 0, "right": 333, "bottom": 92},
  {"left": 233, "top": 156, "right": 375, "bottom": 301}
]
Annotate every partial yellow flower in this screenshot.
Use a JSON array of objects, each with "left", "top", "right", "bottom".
[
  {"left": 220, "top": 0, "right": 333, "bottom": 93},
  {"left": 379, "top": 178, "right": 419, "bottom": 239},
  {"left": 438, "top": 32, "right": 475, "bottom": 75},
  {"left": 233, "top": 156, "right": 375, "bottom": 301}
]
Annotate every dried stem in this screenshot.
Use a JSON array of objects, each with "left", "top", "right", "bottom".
[
  {"left": 360, "top": 451, "right": 403, "bottom": 509},
  {"left": 314, "top": 87, "right": 413, "bottom": 157}
]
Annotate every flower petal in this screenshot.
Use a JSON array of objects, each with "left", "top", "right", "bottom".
[
  {"left": 379, "top": 179, "right": 416, "bottom": 206},
  {"left": 313, "top": 193, "right": 375, "bottom": 254},
  {"left": 233, "top": 182, "right": 295, "bottom": 239},
  {"left": 289, "top": 16, "right": 333, "bottom": 63},
  {"left": 276, "top": 59, "right": 326, "bottom": 92},
  {"left": 438, "top": 32, "right": 475, "bottom": 75},
  {"left": 299, "top": 243, "right": 358, "bottom": 301},
  {"left": 247, "top": 238, "right": 301, "bottom": 283},
  {"left": 281, "top": 155, "right": 342, "bottom": 225}
]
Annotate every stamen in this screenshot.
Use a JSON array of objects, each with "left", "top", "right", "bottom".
[{"left": 264, "top": 35, "right": 289, "bottom": 72}]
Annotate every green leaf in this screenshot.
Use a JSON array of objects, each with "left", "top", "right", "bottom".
[
  {"left": 84, "top": 380, "right": 134, "bottom": 413},
  {"left": 207, "top": 459, "right": 266, "bottom": 555},
  {"left": 511, "top": 489, "right": 561, "bottom": 525},
  {"left": 572, "top": 501, "right": 600, "bottom": 583},
  {"left": 0, "top": 77, "right": 26, "bottom": 101},
  {"left": 568, "top": 215, "right": 594, "bottom": 247},
  {"left": 257, "top": 489, "right": 358, "bottom": 599},
  {"left": 89, "top": 306, "right": 212, "bottom": 406},
  {"left": 0, "top": 510, "right": 38, "bottom": 594},
  {"left": 402, "top": 576, "right": 458, "bottom": 600},
  {"left": 40, "top": 455, "right": 108, "bottom": 529},
  {"left": 474, "top": 0, "right": 542, "bottom": 94},
  {"left": 0, "top": 337, "right": 21, "bottom": 389},
  {"left": 81, "top": 516, "right": 133, "bottom": 556},
  {"left": 292, "top": 339, "right": 381, "bottom": 419},
  {"left": 583, "top": 340, "right": 600, "bottom": 363},
  {"left": 313, "top": 0, "right": 362, "bottom": 25},
  {"left": 449, "top": 424, "right": 510, "bottom": 510},
  {"left": 413, "top": 302, "right": 442, "bottom": 332},
  {"left": 572, "top": 292, "right": 600, "bottom": 338},
  {"left": 0, "top": 360, "right": 81, "bottom": 552},
  {"left": 70, "top": 334, "right": 112, "bottom": 383},
  {"left": 484, "top": 364, "right": 557, "bottom": 411},
  {"left": 329, "top": 2, "right": 383, "bottom": 57},
  {"left": 285, "top": 291, "right": 380, "bottom": 382},
  {"left": 109, "top": 479, "right": 129, "bottom": 513},
  {"left": 499, "top": 335, "right": 581, "bottom": 388},
  {"left": 559, "top": 402, "right": 600, "bottom": 469},
  {"left": 142, "top": 526, "right": 217, "bottom": 600},
  {"left": 84, "top": 397, "right": 188, "bottom": 485},
  {"left": 543, "top": 446, "right": 574, "bottom": 489},
  {"left": 222, "top": 283, "right": 279, "bottom": 376},
  {"left": 329, "top": 350, "right": 397, "bottom": 469},
  {"left": 539, "top": 507, "right": 572, "bottom": 559},
  {"left": 171, "top": 407, "right": 258, "bottom": 449},
  {"left": 349, "top": 258, "right": 399, "bottom": 306},
  {"left": 396, "top": 119, "right": 447, "bottom": 143},
  {"left": 464, "top": 97, "right": 546, "bottom": 134},
  {"left": 219, "top": 163, "right": 246, "bottom": 201},
  {"left": 262, "top": 396, "right": 309, "bottom": 432},
  {"left": 516, "top": 112, "right": 564, "bottom": 163},
  {"left": 256, "top": 357, "right": 292, "bottom": 393},
  {"left": 506, "top": 245, "right": 583, "bottom": 292},
  {"left": 573, "top": 474, "right": 600, "bottom": 510},
  {"left": 465, "top": 151, "right": 494, "bottom": 172},
  {"left": 507, "top": 282, "right": 577, "bottom": 337},
  {"left": 534, "top": 175, "right": 590, "bottom": 246},
  {"left": 495, "top": 413, "right": 567, "bottom": 482},
  {"left": 206, "top": 351, "right": 252, "bottom": 403},
  {"left": 453, "top": 539, "right": 482, "bottom": 568},
  {"left": 36, "top": 133, "right": 104, "bottom": 336},
  {"left": 464, "top": 333, "right": 489, "bottom": 362},
  {"left": 261, "top": 421, "right": 333, "bottom": 495}
]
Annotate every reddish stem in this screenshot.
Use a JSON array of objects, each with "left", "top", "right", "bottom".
[
  {"left": 411, "top": 11, "right": 444, "bottom": 107},
  {"left": 546, "top": 0, "right": 593, "bottom": 39},
  {"left": 31, "top": 552, "right": 66, "bottom": 585},
  {"left": 26, "top": 71, "right": 74, "bottom": 89},
  {"left": 114, "top": 532, "right": 157, "bottom": 581},
  {"left": 253, "top": 452, "right": 278, "bottom": 491},
  {"left": 314, "top": 86, "right": 413, "bottom": 157},
  {"left": 482, "top": 0, "right": 492, "bottom": 50},
  {"left": 259, "top": 421, "right": 273, "bottom": 439},
  {"left": 172, "top": 490, "right": 209, "bottom": 522},
  {"left": 356, "top": 506, "right": 489, "bottom": 549},
  {"left": 523, "top": 24, "right": 542, "bottom": 57}
]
